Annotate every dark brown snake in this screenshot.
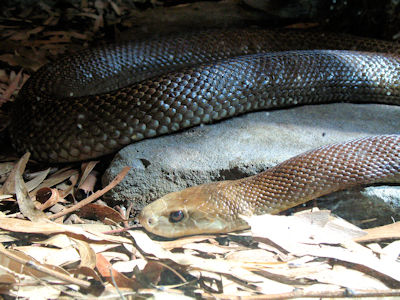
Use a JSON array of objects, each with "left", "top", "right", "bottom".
[{"left": 9, "top": 28, "right": 400, "bottom": 237}]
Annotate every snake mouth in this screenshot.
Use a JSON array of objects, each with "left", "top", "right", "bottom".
[{"left": 138, "top": 209, "right": 157, "bottom": 230}]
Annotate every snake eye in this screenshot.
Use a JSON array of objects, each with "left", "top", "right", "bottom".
[{"left": 169, "top": 210, "right": 184, "bottom": 223}]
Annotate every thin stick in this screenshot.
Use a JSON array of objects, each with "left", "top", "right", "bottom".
[
  {"left": 201, "top": 289, "right": 400, "bottom": 299},
  {"left": 48, "top": 166, "right": 130, "bottom": 220},
  {"left": 0, "top": 244, "right": 91, "bottom": 289},
  {"left": 149, "top": 259, "right": 187, "bottom": 284}
]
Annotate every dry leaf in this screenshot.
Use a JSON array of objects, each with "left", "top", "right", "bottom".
[
  {"left": 96, "top": 252, "right": 140, "bottom": 289},
  {"left": 381, "top": 240, "right": 400, "bottom": 262},
  {"left": 0, "top": 69, "right": 23, "bottom": 100},
  {"left": 1, "top": 152, "right": 30, "bottom": 195},
  {"left": 31, "top": 168, "right": 79, "bottom": 195},
  {"left": 0, "top": 217, "right": 131, "bottom": 244},
  {"left": 79, "top": 171, "right": 98, "bottom": 194},
  {"left": 129, "top": 230, "right": 294, "bottom": 293},
  {"left": 8, "top": 283, "right": 61, "bottom": 299},
  {"left": 78, "top": 161, "right": 99, "bottom": 191},
  {"left": 36, "top": 187, "right": 65, "bottom": 211},
  {"left": 139, "top": 261, "right": 164, "bottom": 286},
  {"left": 0, "top": 244, "right": 90, "bottom": 290},
  {"left": 225, "top": 249, "right": 277, "bottom": 263},
  {"left": 72, "top": 238, "right": 97, "bottom": 269},
  {"left": 243, "top": 209, "right": 366, "bottom": 248},
  {"left": 354, "top": 222, "right": 400, "bottom": 242},
  {"left": 14, "top": 154, "right": 47, "bottom": 221},
  {"left": 159, "top": 235, "right": 217, "bottom": 250},
  {"left": 78, "top": 203, "right": 126, "bottom": 223},
  {"left": 25, "top": 168, "right": 50, "bottom": 192},
  {"left": 39, "top": 234, "right": 76, "bottom": 249},
  {"left": 305, "top": 265, "right": 389, "bottom": 290},
  {"left": 14, "top": 246, "right": 80, "bottom": 266},
  {"left": 182, "top": 242, "right": 231, "bottom": 255},
  {"left": 102, "top": 251, "right": 130, "bottom": 262},
  {"left": 113, "top": 259, "right": 147, "bottom": 273}
]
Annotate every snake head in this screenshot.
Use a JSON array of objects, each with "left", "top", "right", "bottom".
[{"left": 139, "top": 182, "right": 245, "bottom": 238}]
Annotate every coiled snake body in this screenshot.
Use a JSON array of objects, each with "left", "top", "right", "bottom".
[{"left": 9, "top": 28, "right": 400, "bottom": 237}]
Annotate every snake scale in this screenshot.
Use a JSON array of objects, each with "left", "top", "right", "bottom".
[{"left": 9, "top": 28, "right": 400, "bottom": 237}]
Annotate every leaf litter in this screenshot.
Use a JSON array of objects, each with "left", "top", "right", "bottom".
[
  {"left": 0, "top": 0, "right": 399, "bottom": 299},
  {"left": 0, "top": 152, "right": 398, "bottom": 299},
  {"left": 0, "top": 151, "right": 400, "bottom": 299},
  {"left": 1, "top": 163, "right": 400, "bottom": 298}
]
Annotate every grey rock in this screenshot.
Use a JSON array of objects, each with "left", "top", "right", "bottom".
[
  {"left": 362, "top": 186, "right": 400, "bottom": 207},
  {"left": 316, "top": 186, "right": 400, "bottom": 228},
  {"left": 103, "top": 103, "right": 400, "bottom": 220}
]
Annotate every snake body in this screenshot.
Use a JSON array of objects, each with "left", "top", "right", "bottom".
[
  {"left": 9, "top": 28, "right": 400, "bottom": 237},
  {"left": 9, "top": 28, "right": 400, "bottom": 162}
]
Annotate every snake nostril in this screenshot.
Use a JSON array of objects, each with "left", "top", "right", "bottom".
[{"left": 147, "top": 217, "right": 154, "bottom": 226}]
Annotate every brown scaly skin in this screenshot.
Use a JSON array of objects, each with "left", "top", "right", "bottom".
[{"left": 139, "top": 135, "right": 400, "bottom": 238}]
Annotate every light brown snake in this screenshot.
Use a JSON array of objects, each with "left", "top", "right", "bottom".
[{"left": 139, "top": 135, "right": 400, "bottom": 237}]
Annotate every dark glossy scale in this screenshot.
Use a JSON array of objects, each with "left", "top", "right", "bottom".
[{"left": 9, "top": 28, "right": 400, "bottom": 162}]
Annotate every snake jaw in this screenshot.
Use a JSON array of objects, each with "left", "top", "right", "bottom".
[{"left": 139, "top": 184, "right": 235, "bottom": 238}]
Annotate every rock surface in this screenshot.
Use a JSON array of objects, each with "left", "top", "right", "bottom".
[
  {"left": 318, "top": 186, "right": 400, "bottom": 228},
  {"left": 103, "top": 102, "right": 400, "bottom": 225}
]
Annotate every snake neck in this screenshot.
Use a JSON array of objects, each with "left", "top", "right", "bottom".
[{"left": 216, "top": 135, "right": 400, "bottom": 218}]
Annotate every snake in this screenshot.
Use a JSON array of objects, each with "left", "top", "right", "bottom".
[
  {"left": 139, "top": 135, "right": 400, "bottom": 237},
  {"left": 8, "top": 28, "right": 400, "bottom": 237}
]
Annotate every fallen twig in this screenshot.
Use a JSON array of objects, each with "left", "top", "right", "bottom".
[
  {"left": 48, "top": 166, "right": 130, "bottom": 220},
  {"left": 0, "top": 243, "right": 91, "bottom": 289}
]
